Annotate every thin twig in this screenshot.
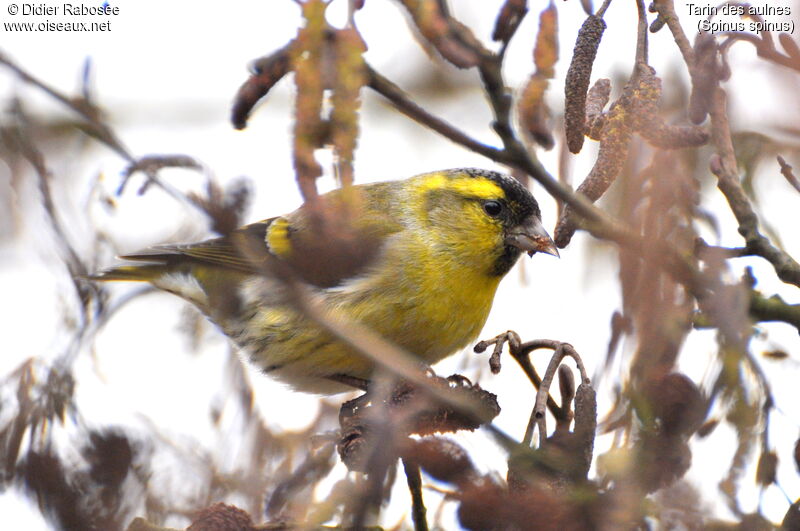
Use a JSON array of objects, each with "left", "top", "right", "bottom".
[
  {"left": 708, "top": 89, "right": 800, "bottom": 288},
  {"left": 522, "top": 341, "right": 590, "bottom": 447},
  {"left": 6, "top": 104, "right": 94, "bottom": 337},
  {"left": 634, "top": 0, "right": 649, "bottom": 64},
  {"left": 596, "top": 0, "right": 613, "bottom": 17},
  {"left": 748, "top": 291, "right": 800, "bottom": 331},
  {"left": 719, "top": 32, "right": 800, "bottom": 73},
  {"left": 474, "top": 332, "right": 563, "bottom": 418},
  {"left": 651, "top": 0, "right": 694, "bottom": 67},
  {"left": 777, "top": 155, "right": 800, "bottom": 193},
  {"left": 365, "top": 65, "right": 505, "bottom": 162},
  {"left": 526, "top": 343, "right": 563, "bottom": 447},
  {"left": 0, "top": 50, "right": 132, "bottom": 161},
  {"left": 403, "top": 458, "right": 429, "bottom": 531}
]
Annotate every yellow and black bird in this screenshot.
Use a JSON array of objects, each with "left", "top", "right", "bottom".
[{"left": 94, "top": 168, "right": 558, "bottom": 393}]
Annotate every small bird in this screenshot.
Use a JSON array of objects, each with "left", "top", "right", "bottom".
[{"left": 93, "top": 168, "right": 558, "bottom": 394}]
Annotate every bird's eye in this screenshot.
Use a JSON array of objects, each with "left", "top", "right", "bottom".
[{"left": 482, "top": 200, "right": 503, "bottom": 217}]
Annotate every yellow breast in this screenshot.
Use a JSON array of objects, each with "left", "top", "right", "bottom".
[{"left": 334, "top": 234, "right": 503, "bottom": 365}]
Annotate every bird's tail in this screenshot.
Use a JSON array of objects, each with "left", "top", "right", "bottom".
[
  {"left": 89, "top": 248, "right": 190, "bottom": 282},
  {"left": 88, "top": 263, "right": 171, "bottom": 282},
  {"left": 89, "top": 249, "right": 213, "bottom": 309}
]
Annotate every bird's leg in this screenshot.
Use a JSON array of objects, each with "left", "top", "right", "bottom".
[
  {"left": 329, "top": 373, "right": 370, "bottom": 391},
  {"left": 329, "top": 374, "right": 371, "bottom": 423}
]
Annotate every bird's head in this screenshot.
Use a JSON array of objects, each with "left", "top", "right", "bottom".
[{"left": 411, "top": 168, "right": 558, "bottom": 277}]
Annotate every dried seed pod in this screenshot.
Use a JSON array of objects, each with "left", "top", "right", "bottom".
[
  {"left": 518, "top": 75, "right": 554, "bottom": 149},
  {"left": 231, "top": 44, "right": 293, "bottom": 130},
  {"left": 401, "top": 0, "right": 487, "bottom": 68},
  {"left": 187, "top": 503, "right": 254, "bottom": 531},
  {"left": 573, "top": 382, "right": 597, "bottom": 479},
  {"left": 457, "top": 482, "right": 506, "bottom": 530},
  {"left": 492, "top": 0, "right": 528, "bottom": 44},
  {"left": 697, "top": 418, "right": 719, "bottom": 438},
  {"left": 564, "top": 15, "right": 606, "bottom": 154},
  {"left": 626, "top": 64, "right": 662, "bottom": 131},
  {"left": 337, "top": 376, "right": 500, "bottom": 472},
  {"left": 794, "top": 436, "right": 800, "bottom": 473},
  {"left": 756, "top": 451, "right": 778, "bottom": 487},
  {"left": 292, "top": 0, "right": 328, "bottom": 200},
  {"left": 82, "top": 429, "right": 136, "bottom": 492},
  {"left": 403, "top": 437, "right": 477, "bottom": 486},
  {"left": 649, "top": 14, "right": 666, "bottom": 33},
  {"left": 510, "top": 429, "right": 585, "bottom": 486},
  {"left": 638, "top": 433, "right": 692, "bottom": 493},
  {"left": 640, "top": 122, "right": 709, "bottom": 149},
  {"left": 337, "top": 422, "right": 370, "bottom": 472},
  {"left": 584, "top": 78, "right": 611, "bottom": 140},
  {"left": 459, "top": 480, "right": 576, "bottom": 531},
  {"left": 555, "top": 65, "right": 661, "bottom": 247},
  {"left": 558, "top": 364, "right": 576, "bottom": 406},
  {"left": 554, "top": 113, "right": 632, "bottom": 247},
  {"left": 688, "top": 33, "right": 720, "bottom": 124},
  {"left": 517, "top": 2, "right": 559, "bottom": 149},
  {"left": 533, "top": 1, "right": 558, "bottom": 77},
  {"left": 643, "top": 372, "right": 706, "bottom": 436},
  {"left": 782, "top": 499, "right": 800, "bottom": 531},
  {"left": 331, "top": 28, "right": 367, "bottom": 187}
]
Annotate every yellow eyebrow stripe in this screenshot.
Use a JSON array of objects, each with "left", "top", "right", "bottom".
[
  {"left": 416, "top": 173, "right": 504, "bottom": 199},
  {"left": 265, "top": 217, "right": 292, "bottom": 257}
]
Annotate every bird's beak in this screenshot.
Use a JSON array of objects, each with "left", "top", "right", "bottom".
[{"left": 505, "top": 216, "right": 559, "bottom": 258}]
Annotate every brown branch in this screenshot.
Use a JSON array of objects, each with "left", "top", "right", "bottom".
[
  {"left": 0, "top": 49, "right": 221, "bottom": 224},
  {"left": 708, "top": 89, "right": 800, "bottom": 288},
  {"left": 5, "top": 105, "right": 95, "bottom": 335},
  {"left": 474, "top": 332, "right": 590, "bottom": 447},
  {"left": 403, "top": 458, "right": 429, "bottom": 531},
  {"left": 365, "top": 65, "right": 505, "bottom": 162},
  {"left": 231, "top": 43, "right": 293, "bottom": 130},
  {"left": 396, "top": 0, "right": 490, "bottom": 69},
  {"left": 595, "top": 0, "right": 613, "bottom": 17},
  {"left": 777, "top": 155, "right": 800, "bottom": 194},
  {"left": 749, "top": 291, "right": 800, "bottom": 331},
  {"left": 474, "top": 331, "right": 562, "bottom": 418},
  {"left": 478, "top": 57, "right": 521, "bottom": 153},
  {"left": 720, "top": 31, "right": 800, "bottom": 73},
  {"left": 492, "top": 0, "right": 529, "bottom": 55},
  {"left": 634, "top": 0, "right": 649, "bottom": 64},
  {"left": 118, "top": 154, "right": 206, "bottom": 195},
  {"left": 522, "top": 341, "right": 589, "bottom": 447},
  {"left": 651, "top": 0, "right": 694, "bottom": 67},
  {"left": 0, "top": 50, "right": 132, "bottom": 161}
]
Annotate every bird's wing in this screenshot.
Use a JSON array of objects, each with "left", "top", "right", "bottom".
[
  {"left": 116, "top": 219, "right": 277, "bottom": 276},
  {"left": 116, "top": 189, "right": 404, "bottom": 288}
]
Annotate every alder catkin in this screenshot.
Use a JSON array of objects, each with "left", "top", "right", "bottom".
[
  {"left": 688, "top": 34, "right": 719, "bottom": 125},
  {"left": 564, "top": 15, "right": 606, "bottom": 154}
]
